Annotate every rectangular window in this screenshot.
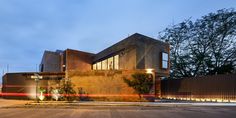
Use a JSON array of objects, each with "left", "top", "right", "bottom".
[
  {"left": 108, "top": 57, "right": 114, "bottom": 70},
  {"left": 97, "top": 62, "right": 102, "bottom": 70},
  {"left": 162, "top": 52, "right": 168, "bottom": 69},
  {"left": 114, "top": 55, "right": 119, "bottom": 70},
  {"left": 102, "top": 59, "right": 108, "bottom": 70},
  {"left": 93, "top": 64, "right": 97, "bottom": 70}
]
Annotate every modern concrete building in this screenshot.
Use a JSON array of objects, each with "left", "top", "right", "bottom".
[
  {"left": 2, "top": 33, "right": 170, "bottom": 101},
  {"left": 40, "top": 33, "right": 170, "bottom": 77}
]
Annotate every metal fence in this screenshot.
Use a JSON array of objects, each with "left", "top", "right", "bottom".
[{"left": 161, "top": 74, "right": 236, "bottom": 102}]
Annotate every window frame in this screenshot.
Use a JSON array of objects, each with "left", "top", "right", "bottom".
[{"left": 161, "top": 52, "right": 169, "bottom": 69}]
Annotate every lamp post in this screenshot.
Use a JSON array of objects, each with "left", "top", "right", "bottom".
[{"left": 31, "top": 73, "right": 42, "bottom": 103}]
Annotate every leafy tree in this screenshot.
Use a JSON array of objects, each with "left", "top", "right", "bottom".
[
  {"left": 159, "top": 8, "right": 236, "bottom": 78},
  {"left": 59, "top": 80, "right": 76, "bottom": 101},
  {"left": 124, "top": 73, "right": 153, "bottom": 99}
]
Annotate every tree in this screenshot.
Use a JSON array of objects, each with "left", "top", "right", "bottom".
[
  {"left": 59, "top": 80, "right": 76, "bottom": 101},
  {"left": 159, "top": 8, "right": 236, "bottom": 78},
  {"left": 123, "top": 73, "right": 153, "bottom": 99}
]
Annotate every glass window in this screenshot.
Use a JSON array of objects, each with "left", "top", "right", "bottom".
[
  {"left": 108, "top": 57, "right": 114, "bottom": 70},
  {"left": 97, "top": 62, "right": 102, "bottom": 70},
  {"left": 102, "top": 59, "right": 108, "bottom": 70},
  {"left": 162, "top": 52, "right": 168, "bottom": 61},
  {"left": 162, "top": 61, "right": 168, "bottom": 69},
  {"left": 162, "top": 52, "right": 168, "bottom": 69},
  {"left": 114, "top": 55, "right": 119, "bottom": 70},
  {"left": 93, "top": 64, "right": 97, "bottom": 70}
]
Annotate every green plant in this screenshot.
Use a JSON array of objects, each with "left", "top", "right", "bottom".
[
  {"left": 124, "top": 73, "right": 153, "bottom": 99},
  {"left": 159, "top": 8, "right": 236, "bottom": 78},
  {"left": 59, "top": 80, "right": 76, "bottom": 101}
]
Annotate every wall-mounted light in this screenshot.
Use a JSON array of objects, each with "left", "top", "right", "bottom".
[{"left": 145, "top": 68, "right": 154, "bottom": 74}]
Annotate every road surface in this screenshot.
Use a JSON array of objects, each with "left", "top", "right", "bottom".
[{"left": 0, "top": 106, "right": 236, "bottom": 118}]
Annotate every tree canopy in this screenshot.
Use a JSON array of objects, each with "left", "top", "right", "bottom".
[
  {"left": 124, "top": 73, "right": 153, "bottom": 99},
  {"left": 159, "top": 8, "right": 236, "bottom": 79}
]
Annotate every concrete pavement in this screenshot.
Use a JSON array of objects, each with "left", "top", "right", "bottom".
[
  {"left": 27, "top": 101, "right": 236, "bottom": 107},
  {"left": 1, "top": 98, "right": 236, "bottom": 108},
  {"left": 0, "top": 99, "right": 32, "bottom": 108},
  {"left": 0, "top": 106, "right": 236, "bottom": 118},
  {"left": 1, "top": 99, "right": 236, "bottom": 118}
]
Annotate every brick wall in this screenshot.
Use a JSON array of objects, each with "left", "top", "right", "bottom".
[{"left": 68, "top": 70, "right": 158, "bottom": 101}]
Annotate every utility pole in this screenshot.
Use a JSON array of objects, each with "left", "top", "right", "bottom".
[
  {"left": 36, "top": 64, "right": 38, "bottom": 72},
  {"left": 7, "top": 64, "right": 9, "bottom": 73},
  {"left": 2, "top": 69, "right": 4, "bottom": 76}
]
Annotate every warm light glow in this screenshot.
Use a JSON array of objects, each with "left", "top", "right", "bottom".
[
  {"left": 196, "top": 99, "right": 201, "bottom": 101},
  {"left": 30, "top": 75, "right": 43, "bottom": 79},
  {"left": 52, "top": 89, "right": 60, "bottom": 101},
  {"left": 212, "top": 99, "right": 216, "bottom": 102},
  {"left": 27, "top": 84, "right": 36, "bottom": 99},
  {"left": 222, "top": 100, "right": 229, "bottom": 103},
  {"left": 38, "top": 91, "right": 45, "bottom": 101},
  {"left": 145, "top": 68, "right": 154, "bottom": 74},
  {"left": 163, "top": 97, "right": 236, "bottom": 103},
  {"left": 217, "top": 99, "right": 223, "bottom": 102},
  {"left": 206, "top": 99, "right": 211, "bottom": 102},
  {"left": 230, "top": 100, "right": 236, "bottom": 103}
]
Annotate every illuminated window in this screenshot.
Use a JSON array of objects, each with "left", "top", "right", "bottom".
[
  {"left": 97, "top": 62, "right": 102, "bottom": 70},
  {"left": 108, "top": 57, "right": 114, "bottom": 70},
  {"left": 102, "top": 59, "right": 108, "bottom": 70},
  {"left": 114, "top": 55, "right": 119, "bottom": 70},
  {"left": 93, "top": 64, "right": 97, "bottom": 70},
  {"left": 162, "top": 52, "right": 168, "bottom": 69}
]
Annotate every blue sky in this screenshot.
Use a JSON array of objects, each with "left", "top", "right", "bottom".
[{"left": 0, "top": 0, "right": 235, "bottom": 76}]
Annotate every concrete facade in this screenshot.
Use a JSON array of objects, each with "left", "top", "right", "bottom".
[
  {"left": 40, "top": 50, "right": 62, "bottom": 72},
  {"left": 64, "top": 49, "right": 95, "bottom": 72},
  {"left": 93, "top": 33, "right": 170, "bottom": 76},
  {"left": 40, "top": 49, "right": 94, "bottom": 73},
  {"left": 40, "top": 33, "right": 170, "bottom": 78}
]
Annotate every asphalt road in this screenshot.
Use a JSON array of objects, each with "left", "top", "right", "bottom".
[{"left": 0, "top": 106, "right": 236, "bottom": 118}]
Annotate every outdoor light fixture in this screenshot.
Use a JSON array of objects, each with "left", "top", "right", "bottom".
[
  {"left": 145, "top": 68, "right": 154, "bottom": 74},
  {"left": 52, "top": 89, "right": 60, "bottom": 101},
  {"left": 165, "top": 97, "right": 235, "bottom": 103},
  {"left": 38, "top": 91, "right": 45, "bottom": 101}
]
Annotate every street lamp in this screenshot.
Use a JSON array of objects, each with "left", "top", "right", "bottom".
[{"left": 31, "top": 73, "right": 42, "bottom": 103}]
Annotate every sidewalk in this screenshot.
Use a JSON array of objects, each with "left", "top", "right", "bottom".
[
  {"left": 0, "top": 99, "right": 32, "bottom": 108},
  {"left": 29, "top": 101, "right": 236, "bottom": 107},
  {"left": 1, "top": 99, "right": 236, "bottom": 108}
]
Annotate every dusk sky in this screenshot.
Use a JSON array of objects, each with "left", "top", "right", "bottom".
[{"left": 0, "top": 0, "right": 235, "bottom": 77}]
